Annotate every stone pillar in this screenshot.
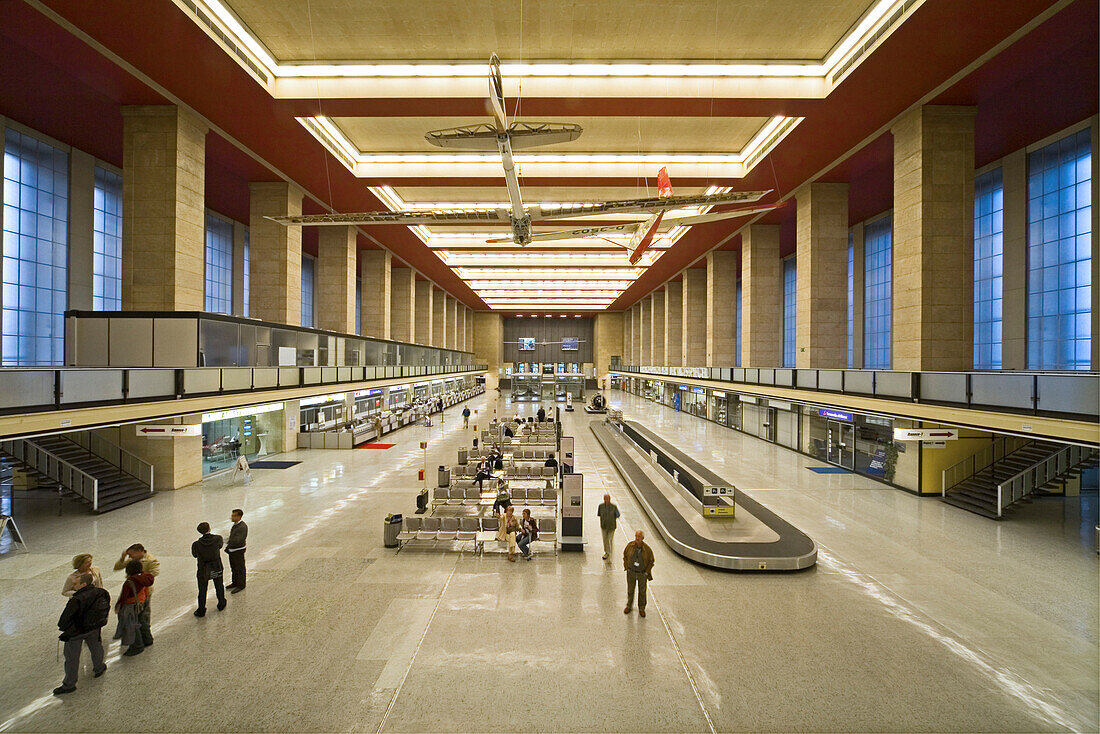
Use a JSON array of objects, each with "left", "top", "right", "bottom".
[
  {"left": 465, "top": 309, "right": 475, "bottom": 356},
  {"left": 316, "top": 226, "right": 356, "bottom": 333},
  {"left": 650, "top": 289, "right": 666, "bottom": 366},
  {"left": 682, "top": 268, "right": 706, "bottom": 365},
  {"left": 996, "top": 151, "right": 1027, "bottom": 369},
  {"left": 455, "top": 304, "right": 467, "bottom": 352},
  {"left": 121, "top": 105, "right": 208, "bottom": 311},
  {"left": 474, "top": 312, "right": 503, "bottom": 391},
  {"left": 795, "top": 182, "right": 849, "bottom": 367},
  {"left": 67, "top": 149, "right": 95, "bottom": 311},
  {"left": 664, "top": 281, "right": 683, "bottom": 367},
  {"left": 891, "top": 105, "right": 976, "bottom": 371},
  {"left": 231, "top": 221, "right": 247, "bottom": 316},
  {"left": 415, "top": 279, "right": 433, "bottom": 346},
  {"left": 390, "top": 266, "right": 415, "bottom": 343},
  {"left": 706, "top": 251, "right": 737, "bottom": 365},
  {"left": 595, "top": 312, "right": 624, "bottom": 381},
  {"left": 850, "top": 222, "right": 865, "bottom": 368},
  {"left": 431, "top": 288, "right": 447, "bottom": 347},
  {"left": 447, "top": 296, "right": 458, "bottom": 350},
  {"left": 741, "top": 225, "right": 781, "bottom": 367},
  {"left": 632, "top": 304, "right": 642, "bottom": 364},
  {"left": 622, "top": 309, "right": 633, "bottom": 366},
  {"left": 248, "top": 181, "right": 302, "bottom": 325},
  {"left": 360, "top": 249, "right": 391, "bottom": 340},
  {"left": 640, "top": 297, "right": 652, "bottom": 365}
]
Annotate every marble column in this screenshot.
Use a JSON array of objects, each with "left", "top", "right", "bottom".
[
  {"left": 741, "top": 225, "right": 781, "bottom": 367},
  {"left": 682, "top": 268, "right": 706, "bottom": 365},
  {"left": 431, "top": 288, "right": 447, "bottom": 347},
  {"left": 316, "top": 225, "right": 356, "bottom": 333},
  {"left": 706, "top": 251, "right": 737, "bottom": 365},
  {"left": 360, "top": 249, "right": 391, "bottom": 340},
  {"left": 640, "top": 297, "right": 652, "bottom": 365},
  {"left": 415, "top": 279, "right": 434, "bottom": 346},
  {"left": 650, "top": 289, "right": 666, "bottom": 366},
  {"left": 248, "top": 181, "right": 302, "bottom": 325},
  {"left": 390, "top": 266, "right": 415, "bottom": 343},
  {"left": 664, "top": 281, "right": 683, "bottom": 367},
  {"left": 795, "top": 182, "right": 849, "bottom": 367}
]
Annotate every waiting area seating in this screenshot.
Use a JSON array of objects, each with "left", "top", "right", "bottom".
[
  {"left": 396, "top": 515, "right": 557, "bottom": 555},
  {"left": 431, "top": 483, "right": 558, "bottom": 509}
]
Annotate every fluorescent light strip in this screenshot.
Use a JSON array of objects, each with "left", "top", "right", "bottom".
[
  {"left": 438, "top": 252, "right": 659, "bottom": 266},
  {"left": 467, "top": 281, "right": 635, "bottom": 289},
  {"left": 476, "top": 291, "right": 622, "bottom": 299},
  {"left": 455, "top": 268, "right": 643, "bottom": 279}
]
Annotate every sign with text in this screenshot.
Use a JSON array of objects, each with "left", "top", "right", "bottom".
[
  {"left": 136, "top": 424, "right": 201, "bottom": 438},
  {"left": 893, "top": 428, "right": 958, "bottom": 441},
  {"left": 818, "top": 408, "right": 854, "bottom": 422}
]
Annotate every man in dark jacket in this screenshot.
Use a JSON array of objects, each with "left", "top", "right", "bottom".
[
  {"left": 536, "top": 406, "right": 546, "bottom": 422},
  {"left": 623, "top": 530, "right": 655, "bottom": 618},
  {"left": 191, "top": 522, "right": 226, "bottom": 617},
  {"left": 225, "top": 508, "right": 248, "bottom": 593},
  {"left": 54, "top": 573, "right": 110, "bottom": 695},
  {"left": 544, "top": 453, "right": 559, "bottom": 469}
]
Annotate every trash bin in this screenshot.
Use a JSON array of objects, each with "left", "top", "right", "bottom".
[
  {"left": 384, "top": 514, "right": 402, "bottom": 548},
  {"left": 458, "top": 447, "right": 468, "bottom": 465},
  {"left": 438, "top": 465, "right": 450, "bottom": 488}
]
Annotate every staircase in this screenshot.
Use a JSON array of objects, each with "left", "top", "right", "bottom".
[
  {"left": 0, "top": 434, "right": 153, "bottom": 513},
  {"left": 942, "top": 439, "right": 1097, "bottom": 518}
]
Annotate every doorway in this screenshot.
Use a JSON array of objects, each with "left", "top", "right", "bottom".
[{"left": 826, "top": 421, "right": 855, "bottom": 470}]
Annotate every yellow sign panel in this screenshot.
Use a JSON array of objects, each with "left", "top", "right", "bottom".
[{"left": 704, "top": 505, "right": 736, "bottom": 518}]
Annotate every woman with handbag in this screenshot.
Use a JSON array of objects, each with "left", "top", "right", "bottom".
[{"left": 115, "top": 560, "right": 154, "bottom": 656}]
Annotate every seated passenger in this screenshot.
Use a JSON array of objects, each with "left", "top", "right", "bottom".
[
  {"left": 492, "top": 454, "right": 504, "bottom": 471},
  {"left": 544, "top": 453, "right": 558, "bottom": 469},
  {"left": 498, "top": 506, "right": 521, "bottom": 562},
  {"left": 503, "top": 425, "right": 514, "bottom": 438},
  {"left": 517, "top": 508, "right": 538, "bottom": 561},
  {"left": 492, "top": 486, "right": 512, "bottom": 516}
]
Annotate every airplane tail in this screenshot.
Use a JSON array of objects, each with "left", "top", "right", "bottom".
[{"left": 657, "top": 167, "right": 673, "bottom": 198}]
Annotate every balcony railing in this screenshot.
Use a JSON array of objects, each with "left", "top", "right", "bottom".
[{"left": 613, "top": 365, "right": 1100, "bottom": 423}]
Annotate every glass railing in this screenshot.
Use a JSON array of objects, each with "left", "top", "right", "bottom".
[
  {"left": 613, "top": 365, "right": 1100, "bottom": 422},
  {"left": 64, "top": 310, "right": 475, "bottom": 368}
]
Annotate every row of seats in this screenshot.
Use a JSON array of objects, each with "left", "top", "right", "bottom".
[
  {"left": 396, "top": 515, "right": 558, "bottom": 554},
  {"left": 451, "top": 464, "right": 557, "bottom": 479},
  {"left": 432, "top": 485, "right": 558, "bottom": 508}
]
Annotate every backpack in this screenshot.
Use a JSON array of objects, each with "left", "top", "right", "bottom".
[{"left": 81, "top": 588, "right": 111, "bottom": 631}]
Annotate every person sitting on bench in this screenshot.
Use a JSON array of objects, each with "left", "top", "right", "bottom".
[
  {"left": 544, "top": 453, "right": 559, "bottom": 469},
  {"left": 492, "top": 484, "right": 512, "bottom": 515}
]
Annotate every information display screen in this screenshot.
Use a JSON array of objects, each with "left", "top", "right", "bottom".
[
  {"left": 561, "top": 337, "right": 579, "bottom": 350},
  {"left": 518, "top": 337, "right": 535, "bottom": 351}
]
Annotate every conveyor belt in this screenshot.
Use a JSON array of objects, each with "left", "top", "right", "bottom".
[{"left": 592, "top": 420, "right": 816, "bottom": 571}]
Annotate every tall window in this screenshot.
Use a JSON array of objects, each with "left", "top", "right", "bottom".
[
  {"left": 782, "top": 257, "right": 796, "bottom": 367},
  {"left": 204, "top": 213, "right": 232, "bottom": 314},
  {"left": 355, "top": 277, "right": 362, "bottom": 335},
  {"left": 242, "top": 231, "right": 250, "bottom": 318},
  {"left": 863, "top": 215, "right": 892, "bottom": 369},
  {"left": 1027, "top": 128, "right": 1092, "bottom": 370},
  {"left": 301, "top": 255, "right": 315, "bottom": 327},
  {"left": 847, "top": 231, "right": 854, "bottom": 368},
  {"left": 974, "top": 168, "right": 1004, "bottom": 369},
  {"left": 2, "top": 128, "right": 68, "bottom": 366},
  {"left": 92, "top": 166, "right": 122, "bottom": 311},
  {"left": 735, "top": 280, "right": 742, "bottom": 367}
]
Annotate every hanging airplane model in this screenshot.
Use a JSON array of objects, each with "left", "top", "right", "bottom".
[{"left": 270, "top": 54, "right": 783, "bottom": 260}]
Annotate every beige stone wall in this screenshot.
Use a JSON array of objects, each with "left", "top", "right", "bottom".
[
  {"left": 446, "top": 295, "right": 458, "bottom": 350},
  {"left": 681, "top": 268, "right": 706, "bottom": 365},
  {"left": 473, "top": 312, "right": 503, "bottom": 391},
  {"left": 621, "top": 306, "right": 632, "bottom": 364},
  {"left": 664, "top": 281, "right": 683, "bottom": 367},
  {"left": 390, "top": 267, "right": 415, "bottom": 343},
  {"left": 248, "top": 181, "right": 302, "bottom": 325},
  {"left": 594, "top": 311, "right": 624, "bottom": 380},
  {"left": 646, "top": 288, "right": 664, "bottom": 365},
  {"left": 630, "top": 304, "right": 641, "bottom": 364},
  {"left": 121, "top": 106, "right": 208, "bottom": 312},
  {"left": 741, "top": 224, "right": 781, "bottom": 367},
  {"left": 67, "top": 149, "right": 95, "bottom": 311},
  {"left": 96, "top": 415, "right": 202, "bottom": 491},
  {"left": 465, "top": 308, "right": 475, "bottom": 355},
  {"left": 640, "top": 297, "right": 652, "bottom": 365},
  {"left": 891, "top": 105, "right": 976, "bottom": 371},
  {"left": 316, "top": 226, "right": 356, "bottom": 333},
  {"left": 706, "top": 251, "right": 737, "bottom": 365},
  {"left": 795, "top": 182, "right": 849, "bottom": 367},
  {"left": 360, "top": 249, "right": 391, "bottom": 339},
  {"left": 415, "top": 279, "right": 434, "bottom": 346},
  {"left": 455, "top": 304, "right": 467, "bottom": 352}
]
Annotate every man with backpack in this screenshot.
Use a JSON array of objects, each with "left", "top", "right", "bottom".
[
  {"left": 462, "top": 405, "right": 471, "bottom": 429},
  {"left": 54, "top": 573, "right": 110, "bottom": 695}
]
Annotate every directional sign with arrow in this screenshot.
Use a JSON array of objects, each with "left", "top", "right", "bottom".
[
  {"left": 892, "top": 428, "right": 958, "bottom": 441},
  {"left": 136, "top": 424, "right": 202, "bottom": 438}
]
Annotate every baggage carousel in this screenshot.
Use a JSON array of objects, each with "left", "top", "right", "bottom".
[{"left": 591, "top": 418, "right": 817, "bottom": 571}]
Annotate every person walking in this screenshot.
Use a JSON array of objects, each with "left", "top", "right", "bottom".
[
  {"left": 225, "top": 508, "right": 248, "bottom": 593},
  {"left": 191, "top": 522, "right": 226, "bottom": 617},
  {"left": 112, "top": 544, "right": 159, "bottom": 643},
  {"left": 115, "top": 560, "right": 154, "bottom": 656},
  {"left": 53, "top": 573, "right": 110, "bottom": 695},
  {"left": 462, "top": 405, "right": 471, "bottom": 429},
  {"left": 536, "top": 405, "right": 546, "bottom": 422},
  {"left": 62, "top": 554, "right": 104, "bottom": 597},
  {"left": 596, "top": 494, "right": 620, "bottom": 561},
  {"left": 623, "top": 530, "right": 655, "bottom": 617}
]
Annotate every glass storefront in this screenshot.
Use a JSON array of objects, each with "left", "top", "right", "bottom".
[
  {"left": 299, "top": 393, "right": 347, "bottom": 431},
  {"left": 201, "top": 402, "right": 285, "bottom": 476}
]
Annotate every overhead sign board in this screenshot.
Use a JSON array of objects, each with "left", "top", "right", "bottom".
[
  {"left": 136, "top": 424, "right": 201, "bottom": 438},
  {"left": 922, "top": 440, "right": 947, "bottom": 449},
  {"left": 818, "top": 408, "right": 854, "bottom": 422},
  {"left": 893, "top": 428, "right": 958, "bottom": 441}
]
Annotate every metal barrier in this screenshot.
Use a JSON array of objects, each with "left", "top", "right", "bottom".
[
  {"left": 616, "top": 365, "right": 1100, "bottom": 422},
  {"left": 0, "top": 438, "right": 100, "bottom": 510},
  {"left": 941, "top": 435, "right": 1030, "bottom": 496},
  {"left": 69, "top": 432, "right": 154, "bottom": 493},
  {"left": 996, "top": 444, "right": 1097, "bottom": 517}
]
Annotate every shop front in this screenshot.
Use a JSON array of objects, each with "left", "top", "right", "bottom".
[
  {"left": 387, "top": 384, "right": 410, "bottom": 410},
  {"left": 709, "top": 390, "right": 729, "bottom": 426},
  {"left": 299, "top": 392, "right": 348, "bottom": 431},
  {"left": 802, "top": 407, "right": 917, "bottom": 489},
  {"left": 353, "top": 388, "right": 385, "bottom": 420},
  {"left": 681, "top": 386, "right": 708, "bottom": 418},
  {"left": 202, "top": 401, "right": 285, "bottom": 476}
]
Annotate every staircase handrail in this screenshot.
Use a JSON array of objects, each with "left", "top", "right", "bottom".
[
  {"left": 0, "top": 438, "right": 100, "bottom": 510},
  {"left": 941, "top": 435, "right": 1030, "bottom": 496},
  {"left": 996, "top": 444, "right": 1090, "bottom": 518},
  {"left": 67, "top": 432, "right": 154, "bottom": 494}
]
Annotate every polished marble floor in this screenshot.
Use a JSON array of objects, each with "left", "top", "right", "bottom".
[{"left": 0, "top": 390, "right": 1096, "bottom": 733}]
